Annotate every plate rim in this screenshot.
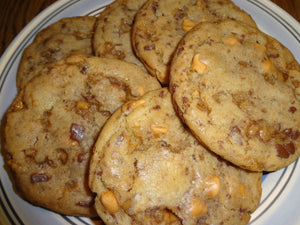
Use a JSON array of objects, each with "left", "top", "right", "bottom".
[{"left": 0, "top": 0, "right": 299, "bottom": 225}]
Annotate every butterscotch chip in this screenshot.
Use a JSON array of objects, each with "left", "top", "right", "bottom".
[
  {"left": 205, "top": 175, "right": 221, "bottom": 199},
  {"left": 89, "top": 88, "right": 262, "bottom": 225},
  {"left": 170, "top": 19, "right": 300, "bottom": 171},
  {"left": 192, "top": 54, "right": 208, "bottom": 74},
  {"left": 16, "top": 16, "right": 96, "bottom": 90},
  {"left": 132, "top": 0, "right": 257, "bottom": 84},
  {"left": 190, "top": 200, "right": 207, "bottom": 216},
  {"left": 100, "top": 190, "right": 120, "bottom": 214},
  {"left": 182, "top": 19, "right": 197, "bottom": 32},
  {"left": 93, "top": 0, "right": 147, "bottom": 67},
  {"left": 224, "top": 37, "right": 240, "bottom": 45},
  {"left": 3, "top": 54, "right": 160, "bottom": 216}
]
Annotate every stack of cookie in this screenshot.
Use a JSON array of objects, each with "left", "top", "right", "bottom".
[{"left": 2, "top": 0, "right": 299, "bottom": 224}]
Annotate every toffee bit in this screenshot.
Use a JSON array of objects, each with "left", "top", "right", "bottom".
[
  {"left": 77, "top": 153, "right": 84, "bottom": 163},
  {"left": 291, "top": 130, "right": 300, "bottom": 140},
  {"left": 177, "top": 46, "right": 184, "bottom": 55},
  {"left": 56, "top": 148, "right": 68, "bottom": 165},
  {"left": 175, "top": 7, "right": 187, "bottom": 20},
  {"left": 80, "top": 65, "right": 88, "bottom": 74},
  {"left": 151, "top": 1, "right": 158, "bottom": 13},
  {"left": 182, "top": 96, "right": 189, "bottom": 104},
  {"left": 144, "top": 44, "right": 155, "bottom": 51},
  {"left": 159, "top": 90, "right": 165, "bottom": 98},
  {"left": 283, "top": 128, "right": 292, "bottom": 136},
  {"left": 97, "top": 171, "right": 103, "bottom": 176},
  {"left": 65, "top": 180, "right": 77, "bottom": 190},
  {"left": 10, "top": 98, "right": 24, "bottom": 112},
  {"left": 268, "top": 53, "right": 279, "bottom": 58},
  {"left": 231, "top": 126, "right": 241, "bottom": 134},
  {"left": 153, "top": 105, "right": 161, "bottom": 110},
  {"left": 170, "top": 83, "right": 179, "bottom": 93}
]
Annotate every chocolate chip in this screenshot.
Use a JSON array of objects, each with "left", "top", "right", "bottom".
[
  {"left": 288, "top": 106, "right": 297, "bottom": 113},
  {"left": 276, "top": 143, "right": 289, "bottom": 158},
  {"left": 275, "top": 142, "right": 295, "bottom": 158},
  {"left": 70, "top": 123, "right": 85, "bottom": 142},
  {"left": 284, "top": 142, "right": 295, "bottom": 155},
  {"left": 31, "top": 173, "right": 51, "bottom": 183}
]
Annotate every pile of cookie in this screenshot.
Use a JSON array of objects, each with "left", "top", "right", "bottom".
[{"left": 2, "top": 0, "right": 299, "bottom": 224}]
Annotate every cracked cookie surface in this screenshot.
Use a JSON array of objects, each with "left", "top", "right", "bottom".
[
  {"left": 4, "top": 54, "right": 160, "bottom": 216},
  {"left": 170, "top": 19, "right": 300, "bottom": 171},
  {"left": 89, "top": 88, "right": 262, "bottom": 225}
]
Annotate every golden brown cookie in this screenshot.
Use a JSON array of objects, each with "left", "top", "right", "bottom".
[
  {"left": 89, "top": 88, "right": 262, "bottom": 225},
  {"left": 3, "top": 54, "right": 160, "bottom": 216},
  {"left": 16, "top": 16, "right": 96, "bottom": 90},
  {"left": 93, "top": 0, "right": 146, "bottom": 67},
  {"left": 170, "top": 19, "right": 300, "bottom": 171},
  {"left": 132, "top": 0, "right": 257, "bottom": 84}
]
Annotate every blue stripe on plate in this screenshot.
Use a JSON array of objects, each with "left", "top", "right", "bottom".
[
  {"left": 249, "top": 159, "right": 298, "bottom": 225},
  {"left": 249, "top": 159, "right": 298, "bottom": 224},
  {"left": 85, "top": 6, "right": 107, "bottom": 16},
  {"left": 249, "top": 0, "right": 300, "bottom": 42},
  {"left": 61, "top": 216, "right": 81, "bottom": 225},
  {"left": 74, "top": 216, "right": 96, "bottom": 225},
  {"left": 0, "top": 179, "right": 24, "bottom": 225}
]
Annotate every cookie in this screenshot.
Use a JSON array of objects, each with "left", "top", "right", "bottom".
[
  {"left": 16, "top": 16, "right": 96, "bottom": 90},
  {"left": 93, "top": 0, "right": 146, "bottom": 67},
  {"left": 3, "top": 54, "right": 161, "bottom": 216},
  {"left": 132, "top": 0, "right": 257, "bottom": 84},
  {"left": 170, "top": 19, "right": 300, "bottom": 171},
  {"left": 89, "top": 88, "right": 262, "bottom": 225}
]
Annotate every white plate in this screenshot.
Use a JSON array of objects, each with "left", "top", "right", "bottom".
[{"left": 0, "top": 0, "right": 299, "bottom": 224}]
